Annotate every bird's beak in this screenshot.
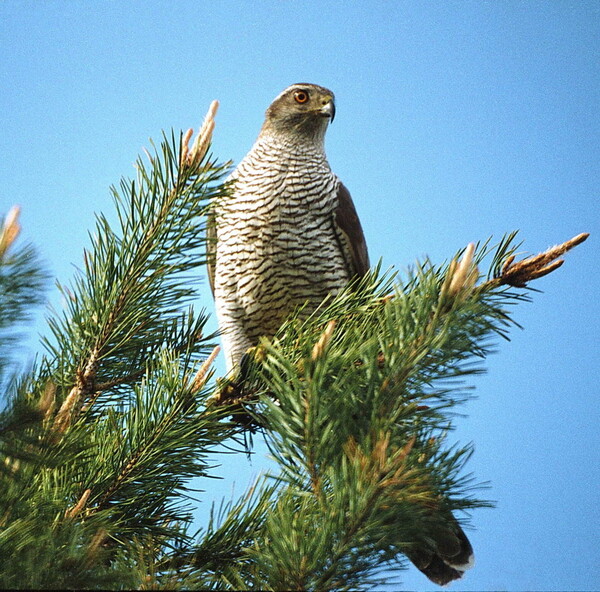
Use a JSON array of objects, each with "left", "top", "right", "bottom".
[{"left": 321, "top": 98, "right": 336, "bottom": 122}]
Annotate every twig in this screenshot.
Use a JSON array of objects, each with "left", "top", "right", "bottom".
[
  {"left": 192, "top": 346, "right": 221, "bottom": 392},
  {"left": 53, "top": 347, "right": 100, "bottom": 433},
  {"left": 83, "top": 528, "right": 108, "bottom": 569},
  {"left": 94, "top": 368, "right": 146, "bottom": 392},
  {"left": 485, "top": 232, "right": 589, "bottom": 288},
  {"left": 65, "top": 488, "right": 92, "bottom": 519}
]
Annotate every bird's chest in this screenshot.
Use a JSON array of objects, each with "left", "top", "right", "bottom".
[
  {"left": 214, "top": 144, "right": 349, "bottom": 336},
  {"left": 258, "top": 179, "right": 334, "bottom": 245},
  {"left": 219, "top": 163, "right": 338, "bottom": 264}
]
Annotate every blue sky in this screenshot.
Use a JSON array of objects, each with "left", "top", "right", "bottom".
[{"left": 1, "top": 1, "right": 599, "bottom": 589}]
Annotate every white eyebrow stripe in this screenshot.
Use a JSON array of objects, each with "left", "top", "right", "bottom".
[{"left": 272, "top": 84, "right": 306, "bottom": 102}]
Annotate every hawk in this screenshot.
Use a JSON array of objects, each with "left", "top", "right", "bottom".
[
  {"left": 207, "top": 83, "right": 474, "bottom": 585},
  {"left": 208, "top": 83, "right": 369, "bottom": 370}
]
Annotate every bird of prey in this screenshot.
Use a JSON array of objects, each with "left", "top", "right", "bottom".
[
  {"left": 208, "top": 83, "right": 369, "bottom": 370},
  {"left": 207, "top": 83, "right": 474, "bottom": 585}
]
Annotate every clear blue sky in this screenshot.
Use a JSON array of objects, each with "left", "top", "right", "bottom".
[{"left": 1, "top": 2, "right": 598, "bottom": 590}]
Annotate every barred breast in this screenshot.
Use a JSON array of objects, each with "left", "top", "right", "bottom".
[{"left": 214, "top": 135, "right": 350, "bottom": 369}]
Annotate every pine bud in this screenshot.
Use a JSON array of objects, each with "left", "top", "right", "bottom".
[
  {"left": 311, "top": 320, "right": 336, "bottom": 360},
  {"left": 0, "top": 205, "right": 21, "bottom": 259}
]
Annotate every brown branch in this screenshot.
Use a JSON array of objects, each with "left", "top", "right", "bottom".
[
  {"left": 485, "top": 232, "right": 589, "bottom": 289},
  {"left": 53, "top": 347, "right": 100, "bottom": 433},
  {"left": 83, "top": 528, "right": 108, "bottom": 569},
  {"left": 65, "top": 488, "right": 92, "bottom": 519},
  {"left": 78, "top": 389, "right": 103, "bottom": 416},
  {"left": 191, "top": 346, "right": 221, "bottom": 392}
]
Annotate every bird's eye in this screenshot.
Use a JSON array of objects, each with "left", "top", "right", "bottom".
[{"left": 293, "top": 90, "right": 309, "bottom": 104}]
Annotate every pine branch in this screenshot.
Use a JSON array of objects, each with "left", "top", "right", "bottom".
[
  {"left": 84, "top": 352, "right": 230, "bottom": 534},
  {"left": 0, "top": 104, "right": 244, "bottom": 590},
  {"left": 162, "top": 480, "right": 279, "bottom": 589},
  {"left": 43, "top": 106, "right": 228, "bottom": 430},
  {"left": 1, "top": 86, "right": 589, "bottom": 591},
  {"left": 0, "top": 207, "right": 48, "bottom": 389},
  {"left": 203, "top": 231, "right": 588, "bottom": 589}
]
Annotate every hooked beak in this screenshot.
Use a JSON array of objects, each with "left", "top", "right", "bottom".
[{"left": 320, "top": 98, "right": 336, "bottom": 122}]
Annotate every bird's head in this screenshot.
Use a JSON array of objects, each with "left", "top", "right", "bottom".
[{"left": 260, "top": 83, "right": 336, "bottom": 143}]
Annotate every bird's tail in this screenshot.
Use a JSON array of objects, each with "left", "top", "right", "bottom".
[{"left": 407, "top": 519, "right": 474, "bottom": 586}]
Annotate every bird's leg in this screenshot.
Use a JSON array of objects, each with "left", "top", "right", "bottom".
[{"left": 210, "top": 346, "right": 267, "bottom": 431}]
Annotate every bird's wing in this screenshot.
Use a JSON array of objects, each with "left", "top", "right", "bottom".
[
  {"left": 206, "top": 209, "right": 216, "bottom": 296},
  {"left": 333, "top": 181, "right": 370, "bottom": 278}
]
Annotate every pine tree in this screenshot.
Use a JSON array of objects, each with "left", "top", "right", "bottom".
[{"left": 0, "top": 103, "right": 588, "bottom": 590}]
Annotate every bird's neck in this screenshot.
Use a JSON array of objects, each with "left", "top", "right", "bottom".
[{"left": 255, "top": 130, "right": 327, "bottom": 159}]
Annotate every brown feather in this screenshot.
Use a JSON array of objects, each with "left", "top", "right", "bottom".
[{"left": 333, "top": 181, "right": 370, "bottom": 278}]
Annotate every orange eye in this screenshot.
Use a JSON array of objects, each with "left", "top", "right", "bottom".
[{"left": 294, "top": 90, "right": 309, "bottom": 104}]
